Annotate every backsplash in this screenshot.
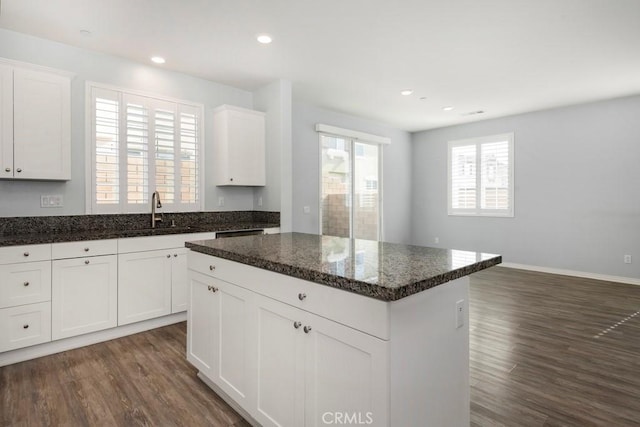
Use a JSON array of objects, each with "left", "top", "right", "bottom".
[{"left": 0, "top": 211, "right": 280, "bottom": 236}]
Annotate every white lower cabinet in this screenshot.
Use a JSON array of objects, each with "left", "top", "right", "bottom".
[
  {"left": 171, "top": 248, "right": 188, "bottom": 313},
  {"left": 118, "top": 250, "right": 173, "bottom": 325},
  {"left": 51, "top": 255, "right": 117, "bottom": 340},
  {"left": 188, "top": 256, "right": 389, "bottom": 427},
  {"left": 187, "top": 271, "right": 255, "bottom": 408},
  {"left": 0, "top": 301, "right": 51, "bottom": 352}
]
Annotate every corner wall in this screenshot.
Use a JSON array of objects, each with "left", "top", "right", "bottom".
[{"left": 411, "top": 95, "right": 640, "bottom": 279}]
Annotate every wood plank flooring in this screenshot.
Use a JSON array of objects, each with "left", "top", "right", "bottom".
[
  {"left": 1, "top": 266, "right": 640, "bottom": 426},
  {"left": 470, "top": 267, "right": 640, "bottom": 427}
]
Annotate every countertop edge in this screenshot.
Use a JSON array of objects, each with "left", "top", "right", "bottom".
[{"left": 185, "top": 242, "right": 502, "bottom": 302}]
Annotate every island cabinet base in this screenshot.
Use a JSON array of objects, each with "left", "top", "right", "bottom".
[{"left": 187, "top": 252, "right": 470, "bottom": 427}]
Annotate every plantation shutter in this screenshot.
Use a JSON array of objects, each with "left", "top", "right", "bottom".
[
  {"left": 480, "top": 140, "right": 510, "bottom": 211},
  {"left": 93, "top": 88, "right": 120, "bottom": 212},
  {"left": 450, "top": 144, "right": 477, "bottom": 210}
]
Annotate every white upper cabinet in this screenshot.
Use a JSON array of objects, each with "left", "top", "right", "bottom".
[
  {"left": 0, "top": 60, "right": 71, "bottom": 180},
  {"left": 212, "top": 104, "right": 265, "bottom": 186}
]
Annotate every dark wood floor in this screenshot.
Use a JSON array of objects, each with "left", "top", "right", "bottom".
[{"left": 2, "top": 266, "right": 640, "bottom": 426}]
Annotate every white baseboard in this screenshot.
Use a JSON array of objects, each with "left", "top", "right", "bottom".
[
  {"left": 500, "top": 262, "right": 640, "bottom": 286},
  {"left": 0, "top": 312, "right": 187, "bottom": 367}
]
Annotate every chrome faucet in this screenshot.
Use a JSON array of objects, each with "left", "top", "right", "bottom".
[{"left": 151, "top": 191, "right": 163, "bottom": 228}]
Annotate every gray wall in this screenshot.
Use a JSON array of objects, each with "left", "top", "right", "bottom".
[
  {"left": 412, "top": 95, "right": 640, "bottom": 278},
  {"left": 253, "top": 79, "right": 293, "bottom": 231},
  {"left": 292, "top": 102, "right": 413, "bottom": 244},
  {"left": 0, "top": 28, "right": 256, "bottom": 217}
]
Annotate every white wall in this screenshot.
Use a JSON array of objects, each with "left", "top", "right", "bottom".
[
  {"left": 411, "top": 95, "right": 640, "bottom": 279},
  {"left": 0, "top": 28, "right": 256, "bottom": 217},
  {"left": 292, "top": 102, "right": 413, "bottom": 244}
]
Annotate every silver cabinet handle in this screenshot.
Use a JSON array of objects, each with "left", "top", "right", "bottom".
[
  {"left": 166, "top": 254, "right": 171, "bottom": 258},
  {"left": 303, "top": 326, "right": 312, "bottom": 334},
  {"left": 85, "top": 260, "right": 90, "bottom": 265},
  {"left": 207, "top": 285, "right": 219, "bottom": 293},
  {"left": 4, "top": 167, "right": 10, "bottom": 172},
  {"left": 23, "top": 324, "right": 29, "bottom": 329},
  {"left": 209, "top": 265, "right": 216, "bottom": 271},
  {"left": 16, "top": 168, "right": 22, "bottom": 173},
  {"left": 298, "top": 293, "right": 307, "bottom": 301},
  {"left": 23, "top": 252, "right": 29, "bottom": 257},
  {"left": 230, "top": 178, "right": 234, "bottom": 182},
  {"left": 84, "top": 247, "right": 90, "bottom": 252},
  {"left": 23, "top": 281, "right": 29, "bottom": 287},
  {"left": 173, "top": 254, "right": 178, "bottom": 257},
  {"left": 293, "top": 321, "right": 302, "bottom": 329}
]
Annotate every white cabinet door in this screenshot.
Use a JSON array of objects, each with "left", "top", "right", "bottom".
[
  {"left": 254, "top": 295, "right": 305, "bottom": 427},
  {"left": 118, "top": 250, "right": 172, "bottom": 325},
  {"left": 187, "top": 270, "right": 255, "bottom": 407},
  {"left": 0, "top": 260, "right": 51, "bottom": 309},
  {"left": 171, "top": 248, "right": 188, "bottom": 313},
  {"left": 0, "top": 63, "right": 12, "bottom": 178},
  {"left": 0, "top": 302, "right": 51, "bottom": 352},
  {"left": 187, "top": 271, "right": 216, "bottom": 377},
  {"left": 213, "top": 105, "right": 265, "bottom": 186},
  {"left": 51, "top": 255, "right": 117, "bottom": 340},
  {"left": 213, "top": 277, "right": 255, "bottom": 408},
  {"left": 13, "top": 68, "right": 70, "bottom": 180},
  {"left": 304, "top": 314, "right": 389, "bottom": 427}
]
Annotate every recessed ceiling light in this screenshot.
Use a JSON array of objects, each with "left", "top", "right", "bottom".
[
  {"left": 443, "top": 106, "right": 454, "bottom": 111},
  {"left": 151, "top": 56, "right": 166, "bottom": 64},
  {"left": 419, "top": 97, "right": 427, "bottom": 101},
  {"left": 400, "top": 89, "right": 413, "bottom": 96},
  {"left": 257, "top": 34, "right": 273, "bottom": 44}
]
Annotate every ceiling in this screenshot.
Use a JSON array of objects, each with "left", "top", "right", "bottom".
[{"left": 1, "top": 0, "right": 639, "bottom": 132}]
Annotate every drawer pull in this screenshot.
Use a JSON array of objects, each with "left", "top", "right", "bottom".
[
  {"left": 23, "top": 281, "right": 29, "bottom": 287},
  {"left": 209, "top": 265, "right": 216, "bottom": 271},
  {"left": 207, "top": 285, "right": 219, "bottom": 293},
  {"left": 303, "top": 325, "right": 312, "bottom": 334},
  {"left": 23, "top": 324, "right": 29, "bottom": 329},
  {"left": 84, "top": 247, "right": 90, "bottom": 252},
  {"left": 293, "top": 321, "right": 302, "bottom": 329},
  {"left": 166, "top": 254, "right": 171, "bottom": 258},
  {"left": 16, "top": 168, "right": 22, "bottom": 173},
  {"left": 298, "top": 293, "right": 307, "bottom": 301},
  {"left": 174, "top": 254, "right": 178, "bottom": 257},
  {"left": 85, "top": 260, "right": 90, "bottom": 265},
  {"left": 23, "top": 252, "right": 29, "bottom": 257},
  {"left": 4, "top": 167, "right": 10, "bottom": 172}
]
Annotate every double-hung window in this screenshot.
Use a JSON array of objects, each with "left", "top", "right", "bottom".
[
  {"left": 448, "top": 133, "right": 514, "bottom": 217},
  {"left": 88, "top": 84, "right": 204, "bottom": 213}
]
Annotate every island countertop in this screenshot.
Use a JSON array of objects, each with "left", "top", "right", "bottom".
[{"left": 185, "top": 232, "right": 501, "bottom": 301}]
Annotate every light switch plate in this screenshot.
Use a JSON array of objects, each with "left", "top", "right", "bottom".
[{"left": 41, "top": 194, "right": 63, "bottom": 208}]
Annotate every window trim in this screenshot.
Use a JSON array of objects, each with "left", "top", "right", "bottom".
[
  {"left": 447, "top": 133, "right": 514, "bottom": 218},
  {"left": 85, "top": 81, "right": 205, "bottom": 214},
  {"left": 317, "top": 130, "right": 384, "bottom": 241}
]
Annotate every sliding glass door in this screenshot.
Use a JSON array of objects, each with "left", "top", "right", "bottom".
[{"left": 320, "top": 134, "right": 381, "bottom": 241}]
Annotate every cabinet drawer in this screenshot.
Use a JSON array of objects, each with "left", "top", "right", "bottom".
[
  {"left": 0, "top": 244, "right": 51, "bottom": 264},
  {"left": 0, "top": 260, "right": 51, "bottom": 308},
  {"left": 52, "top": 239, "right": 117, "bottom": 259},
  {"left": 0, "top": 302, "right": 52, "bottom": 352},
  {"left": 188, "top": 252, "right": 390, "bottom": 339}
]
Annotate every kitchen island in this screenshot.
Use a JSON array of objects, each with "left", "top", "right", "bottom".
[{"left": 186, "top": 233, "right": 501, "bottom": 427}]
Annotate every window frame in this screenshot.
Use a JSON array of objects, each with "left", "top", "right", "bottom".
[
  {"left": 318, "top": 131, "right": 384, "bottom": 241},
  {"left": 447, "top": 133, "right": 514, "bottom": 217},
  {"left": 85, "top": 81, "right": 205, "bottom": 214}
]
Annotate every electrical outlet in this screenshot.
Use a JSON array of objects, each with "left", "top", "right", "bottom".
[
  {"left": 41, "top": 194, "right": 63, "bottom": 208},
  {"left": 434, "top": 237, "right": 439, "bottom": 244},
  {"left": 303, "top": 206, "right": 311, "bottom": 214},
  {"left": 258, "top": 197, "right": 263, "bottom": 207},
  {"left": 624, "top": 255, "right": 632, "bottom": 264},
  {"left": 455, "top": 299, "right": 465, "bottom": 329},
  {"left": 218, "top": 197, "right": 225, "bottom": 207}
]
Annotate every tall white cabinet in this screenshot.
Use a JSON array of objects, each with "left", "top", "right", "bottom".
[{"left": 0, "top": 59, "right": 71, "bottom": 180}]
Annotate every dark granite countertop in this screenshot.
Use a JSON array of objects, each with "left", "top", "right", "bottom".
[
  {"left": 186, "top": 232, "right": 501, "bottom": 301},
  {"left": 0, "top": 222, "right": 279, "bottom": 247}
]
